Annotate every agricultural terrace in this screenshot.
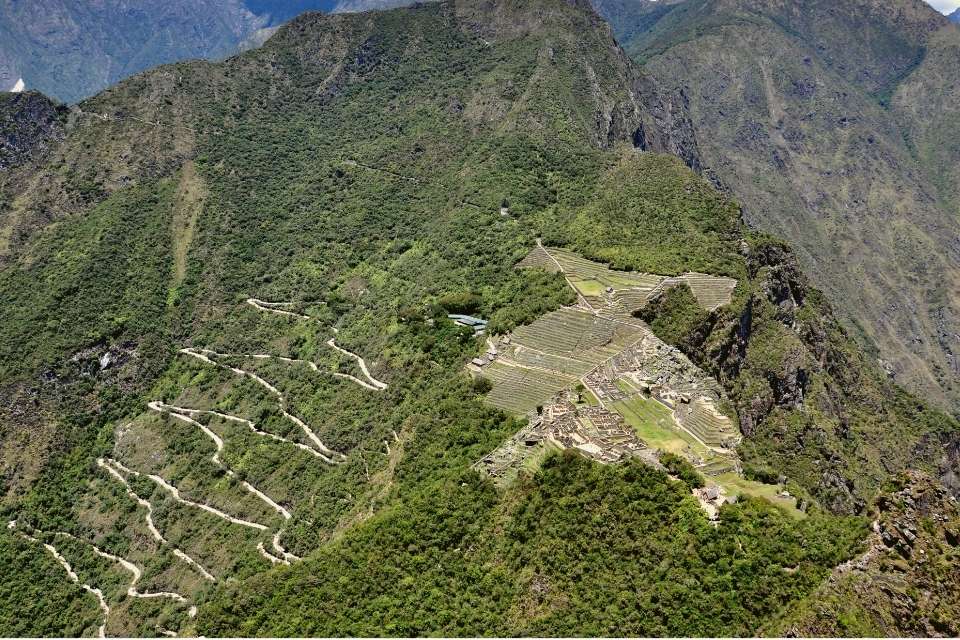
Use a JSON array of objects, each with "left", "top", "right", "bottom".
[
  {"left": 477, "top": 308, "right": 649, "bottom": 414},
  {"left": 476, "top": 245, "right": 801, "bottom": 519},
  {"left": 519, "top": 244, "right": 737, "bottom": 315}
]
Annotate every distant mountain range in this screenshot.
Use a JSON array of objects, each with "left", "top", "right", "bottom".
[
  {"left": 0, "top": 0, "right": 411, "bottom": 103},
  {"left": 951, "top": 7, "right": 960, "bottom": 22},
  {"left": 6, "top": 0, "right": 959, "bottom": 102}
]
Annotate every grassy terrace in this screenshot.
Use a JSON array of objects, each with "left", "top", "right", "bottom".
[
  {"left": 482, "top": 361, "right": 578, "bottom": 414},
  {"left": 714, "top": 473, "right": 806, "bottom": 520},
  {"left": 613, "top": 393, "right": 804, "bottom": 518},
  {"left": 480, "top": 307, "right": 649, "bottom": 413},
  {"left": 613, "top": 394, "right": 708, "bottom": 458},
  {"left": 510, "top": 308, "right": 647, "bottom": 359}
]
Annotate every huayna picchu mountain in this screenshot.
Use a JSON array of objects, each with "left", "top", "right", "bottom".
[{"left": 0, "top": 0, "right": 957, "bottom": 637}]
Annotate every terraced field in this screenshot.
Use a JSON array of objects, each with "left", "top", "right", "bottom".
[
  {"left": 675, "top": 273, "right": 738, "bottom": 311},
  {"left": 475, "top": 245, "right": 794, "bottom": 515},
  {"left": 510, "top": 308, "right": 648, "bottom": 361},
  {"left": 481, "top": 361, "right": 578, "bottom": 414},
  {"left": 675, "top": 397, "right": 738, "bottom": 449},
  {"left": 519, "top": 245, "right": 737, "bottom": 315},
  {"left": 478, "top": 308, "right": 649, "bottom": 413}
]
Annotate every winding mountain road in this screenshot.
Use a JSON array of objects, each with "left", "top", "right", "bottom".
[
  {"left": 177, "top": 349, "right": 342, "bottom": 461},
  {"left": 9, "top": 521, "right": 110, "bottom": 638},
  {"left": 97, "top": 458, "right": 216, "bottom": 583},
  {"left": 244, "top": 297, "right": 390, "bottom": 391}
]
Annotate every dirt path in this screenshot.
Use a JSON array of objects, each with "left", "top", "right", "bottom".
[
  {"left": 257, "top": 542, "right": 290, "bottom": 566},
  {"left": 244, "top": 297, "right": 389, "bottom": 391},
  {"left": 342, "top": 159, "right": 419, "bottom": 183},
  {"left": 177, "top": 349, "right": 342, "bottom": 461},
  {"left": 9, "top": 521, "right": 110, "bottom": 638},
  {"left": 325, "top": 338, "right": 389, "bottom": 390},
  {"left": 147, "top": 403, "right": 291, "bottom": 520},
  {"left": 246, "top": 298, "right": 311, "bottom": 319},
  {"left": 15, "top": 524, "right": 190, "bottom": 606},
  {"left": 144, "top": 470, "right": 269, "bottom": 531},
  {"left": 154, "top": 403, "right": 333, "bottom": 462},
  {"left": 147, "top": 403, "right": 301, "bottom": 564},
  {"left": 97, "top": 458, "right": 216, "bottom": 583}
]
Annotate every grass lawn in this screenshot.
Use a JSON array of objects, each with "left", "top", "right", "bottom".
[
  {"left": 613, "top": 395, "right": 709, "bottom": 457},
  {"left": 519, "top": 441, "right": 563, "bottom": 477},
  {"left": 714, "top": 472, "right": 806, "bottom": 520},
  {"left": 614, "top": 394, "right": 805, "bottom": 518},
  {"left": 570, "top": 277, "right": 606, "bottom": 297}
]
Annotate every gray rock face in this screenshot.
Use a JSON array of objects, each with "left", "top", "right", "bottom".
[
  {"left": 0, "top": 91, "right": 67, "bottom": 170},
  {"left": 605, "top": 0, "right": 960, "bottom": 414}
]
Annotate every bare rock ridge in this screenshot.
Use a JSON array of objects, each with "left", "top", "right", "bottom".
[{"left": 773, "top": 471, "right": 960, "bottom": 636}]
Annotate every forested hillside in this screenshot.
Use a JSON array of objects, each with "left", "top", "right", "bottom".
[
  {"left": 0, "top": 0, "right": 957, "bottom": 636},
  {"left": 0, "top": 0, "right": 400, "bottom": 103}
]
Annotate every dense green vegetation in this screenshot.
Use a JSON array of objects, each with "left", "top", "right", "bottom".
[
  {"left": 0, "top": 530, "right": 102, "bottom": 637},
  {"left": 200, "top": 453, "right": 866, "bottom": 636},
  {"left": 1, "top": 0, "right": 957, "bottom": 636},
  {"left": 636, "top": 234, "right": 960, "bottom": 512},
  {"left": 659, "top": 451, "right": 705, "bottom": 489},
  {"left": 635, "top": 282, "right": 709, "bottom": 348}
]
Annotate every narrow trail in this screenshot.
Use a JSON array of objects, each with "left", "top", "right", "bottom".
[
  {"left": 75, "top": 108, "right": 198, "bottom": 134},
  {"left": 245, "top": 298, "right": 311, "bottom": 319},
  {"left": 244, "top": 297, "right": 389, "bottom": 391},
  {"left": 153, "top": 403, "right": 332, "bottom": 462},
  {"left": 342, "top": 158, "right": 420, "bottom": 183},
  {"left": 257, "top": 542, "right": 289, "bottom": 566},
  {"left": 9, "top": 521, "right": 110, "bottom": 638},
  {"left": 97, "top": 458, "right": 216, "bottom": 583},
  {"left": 13, "top": 522, "right": 189, "bottom": 605},
  {"left": 145, "top": 471, "right": 269, "bottom": 531},
  {"left": 325, "top": 338, "right": 389, "bottom": 390},
  {"left": 147, "top": 403, "right": 292, "bottom": 520},
  {"left": 177, "top": 349, "right": 342, "bottom": 461},
  {"left": 146, "top": 403, "right": 301, "bottom": 564}
]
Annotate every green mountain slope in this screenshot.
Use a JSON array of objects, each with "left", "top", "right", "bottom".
[
  {"left": 602, "top": 0, "right": 960, "bottom": 414},
  {"left": 0, "top": 0, "right": 956, "bottom": 636},
  {"left": 770, "top": 471, "right": 960, "bottom": 637}
]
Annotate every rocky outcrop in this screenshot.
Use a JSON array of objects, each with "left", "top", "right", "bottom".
[
  {"left": 775, "top": 471, "right": 960, "bottom": 637},
  {"left": 0, "top": 91, "right": 66, "bottom": 170},
  {"left": 638, "top": 235, "right": 959, "bottom": 513},
  {"left": 614, "top": 0, "right": 960, "bottom": 414}
]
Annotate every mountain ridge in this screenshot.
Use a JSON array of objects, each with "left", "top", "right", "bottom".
[{"left": 0, "top": 0, "right": 957, "bottom": 636}]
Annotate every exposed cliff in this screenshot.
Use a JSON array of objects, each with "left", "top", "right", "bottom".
[
  {"left": 772, "top": 471, "right": 960, "bottom": 636},
  {"left": 609, "top": 0, "right": 960, "bottom": 413}
]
